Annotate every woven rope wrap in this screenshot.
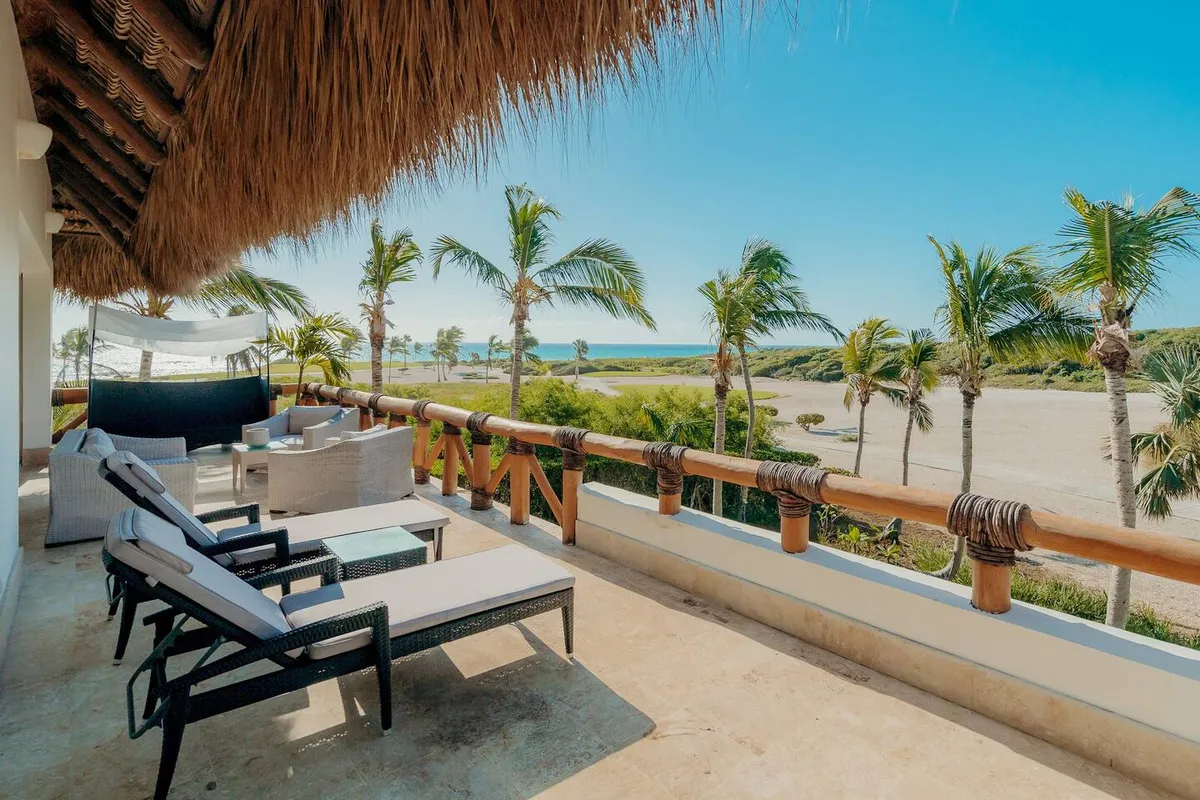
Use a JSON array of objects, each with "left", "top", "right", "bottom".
[
  {"left": 307, "top": 383, "right": 324, "bottom": 403},
  {"left": 946, "top": 493, "right": 1032, "bottom": 567},
  {"left": 466, "top": 412, "right": 493, "bottom": 446},
  {"left": 507, "top": 439, "right": 535, "bottom": 456},
  {"left": 443, "top": 425, "right": 461, "bottom": 438},
  {"left": 643, "top": 441, "right": 687, "bottom": 496},
  {"left": 366, "top": 393, "right": 385, "bottom": 412},
  {"left": 756, "top": 462, "right": 826, "bottom": 518},
  {"left": 335, "top": 387, "right": 352, "bottom": 407},
  {"left": 553, "top": 426, "right": 589, "bottom": 471},
  {"left": 51, "top": 388, "right": 63, "bottom": 407},
  {"left": 411, "top": 399, "right": 433, "bottom": 426},
  {"left": 388, "top": 412, "right": 407, "bottom": 427},
  {"left": 471, "top": 487, "right": 493, "bottom": 509}
]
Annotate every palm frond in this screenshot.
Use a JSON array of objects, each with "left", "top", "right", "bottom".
[
  {"left": 429, "top": 235, "right": 511, "bottom": 292},
  {"left": 187, "top": 263, "right": 313, "bottom": 319}
]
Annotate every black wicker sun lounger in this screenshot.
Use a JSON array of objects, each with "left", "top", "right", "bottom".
[
  {"left": 98, "top": 450, "right": 449, "bottom": 663},
  {"left": 104, "top": 507, "right": 574, "bottom": 800}
]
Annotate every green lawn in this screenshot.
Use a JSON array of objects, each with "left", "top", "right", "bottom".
[{"left": 612, "top": 384, "right": 779, "bottom": 401}]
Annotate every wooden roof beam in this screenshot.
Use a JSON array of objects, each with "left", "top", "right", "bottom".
[
  {"left": 29, "top": 41, "right": 165, "bottom": 165},
  {"left": 36, "top": 0, "right": 181, "bottom": 126},
  {"left": 52, "top": 136, "right": 142, "bottom": 208},
  {"left": 56, "top": 160, "right": 136, "bottom": 234},
  {"left": 127, "top": 0, "right": 211, "bottom": 69},
  {"left": 43, "top": 94, "right": 151, "bottom": 192},
  {"left": 56, "top": 184, "right": 124, "bottom": 250}
]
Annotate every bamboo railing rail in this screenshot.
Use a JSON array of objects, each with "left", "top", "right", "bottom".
[{"left": 301, "top": 383, "right": 1200, "bottom": 616}]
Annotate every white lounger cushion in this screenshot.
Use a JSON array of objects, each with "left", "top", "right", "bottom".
[
  {"left": 217, "top": 500, "right": 450, "bottom": 565},
  {"left": 104, "top": 451, "right": 226, "bottom": 556},
  {"left": 280, "top": 545, "right": 575, "bottom": 660},
  {"left": 106, "top": 509, "right": 292, "bottom": 640}
]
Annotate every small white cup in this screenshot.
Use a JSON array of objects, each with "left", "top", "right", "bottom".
[{"left": 244, "top": 427, "right": 270, "bottom": 448}]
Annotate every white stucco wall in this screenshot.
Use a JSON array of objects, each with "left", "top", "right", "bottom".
[
  {"left": 1, "top": 1, "right": 53, "bottom": 642},
  {"left": 576, "top": 483, "right": 1200, "bottom": 745}
]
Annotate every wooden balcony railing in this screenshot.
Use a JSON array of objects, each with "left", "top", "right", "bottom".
[{"left": 300, "top": 382, "right": 1200, "bottom": 617}]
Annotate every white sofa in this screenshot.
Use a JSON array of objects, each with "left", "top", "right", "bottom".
[
  {"left": 267, "top": 425, "right": 415, "bottom": 514},
  {"left": 242, "top": 405, "right": 359, "bottom": 450},
  {"left": 47, "top": 428, "right": 197, "bottom": 546}
]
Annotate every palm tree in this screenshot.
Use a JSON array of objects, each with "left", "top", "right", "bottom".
[
  {"left": 339, "top": 328, "right": 366, "bottom": 361},
  {"left": 110, "top": 262, "right": 312, "bottom": 379},
  {"left": 1132, "top": 347, "right": 1200, "bottom": 521},
  {"left": 432, "top": 326, "right": 465, "bottom": 381},
  {"left": 640, "top": 403, "right": 707, "bottom": 448},
  {"left": 721, "top": 239, "right": 841, "bottom": 519},
  {"left": 430, "top": 184, "right": 655, "bottom": 419},
  {"left": 360, "top": 220, "right": 421, "bottom": 393},
  {"left": 898, "top": 329, "right": 939, "bottom": 486},
  {"left": 397, "top": 334, "right": 412, "bottom": 372},
  {"left": 413, "top": 341, "right": 424, "bottom": 368},
  {"left": 841, "top": 317, "right": 903, "bottom": 477},
  {"left": 53, "top": 326, "right": 100, "bottom": 383},
  {"left": 572, "top": 339, "right": 589, "bottom": 380},
  {"left": 1054, "top": 187, "right": 1200, "bottom": 627},
  {"left": 699, "top": 272, "right": 755, "bottom": 517},
  {"left": 385, "top": 335, "right": 402, "bottom": 383},
  {"left": 484, "top": 334, "right": 507, "bottom": 384},
  {"left": 931, "top": 235, "right": 1091, "bottom": 580},
  {"left": 268, "top": 313, "right": 357, "bottom": 403}
]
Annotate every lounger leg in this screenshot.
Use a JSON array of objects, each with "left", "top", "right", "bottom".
[
  {"left": 106, "top": 577, "right": 122, "bottom": 619},
  {"left": 155, "top": 688, "right": 189, "bottom": 800},
  {"left": 562, "top": 595, "right": 574, "bottom": 656},
  {"left": 374, "top": 625, "right": 393, "bottom": 733},
  {"left": 435, "top": 527, "right": 443, "bottom": 561},
  {"left": 113, "top": 590, "right": 139, "bottom": 664}
]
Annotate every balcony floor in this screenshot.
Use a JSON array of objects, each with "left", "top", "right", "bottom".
[{"left": 2, "top": 448, "right": 1177, "bottom": 799}]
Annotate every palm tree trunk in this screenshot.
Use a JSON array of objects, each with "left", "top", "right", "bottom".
[
  {"left": 510, "top": 316, "right": 525, "bottom": 419},
  {"left": 713, "top": 384, "right": 728, "bottom": 517},
  {"left": 370, "top": 335, "right": 384, "bottom": 393},
  {"left": 1103, "top": 363, "right": 1136, "bottom": 628},
  {"left": 485, "top": 357, "right": 490, "bottom": 384},
  {"left": 933, "top": 391, "right": 975, "bottom": 579},
  {"left": 853, "top": 400, "right": 867, "bottom": 476},
  {"left": 575, "top": 360, "right": 580, "bottom": 381},
  {"left": 139, "top": 350, "right": 153, "bottom": 380},
  {"left": 902, "top": 402, "right": 916, "bottom": 486},
  {"left": 294, "top": 360, "right": 306, "bottom": 405},
  {"left": 738, "top": 348, "right": 755, "bottom": 521}
]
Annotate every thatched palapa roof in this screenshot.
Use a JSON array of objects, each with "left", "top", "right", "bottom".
[{"left": 14, "top": 0, "right": 716, "bottom": 299}]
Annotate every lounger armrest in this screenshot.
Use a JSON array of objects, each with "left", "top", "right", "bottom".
[
  {"left": 196, "top": 503, "right": 261, "bottom": 525},
  {"left": 174, "top": 602, "right": 389, "bottom": 687},
  {"left": 198, "top": 527, "right": 290, "bottom": 566},
  {"left": 246, "top": 555, "right": 340, "bottom": 590}
]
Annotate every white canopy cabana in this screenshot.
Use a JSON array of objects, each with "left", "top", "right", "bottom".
[{"left": 88, "top": 305, "right": 267, "bottom": 358}]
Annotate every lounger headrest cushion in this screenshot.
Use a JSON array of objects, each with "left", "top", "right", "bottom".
[
  {"left": 102, "top": 452, "right": 222, "bottom": 551},
  {"left": 127, "top": 509, "right": 193, "bottom": 574},
  {"left": 104, "top": 451, "right": 165, "bottom": 494}
]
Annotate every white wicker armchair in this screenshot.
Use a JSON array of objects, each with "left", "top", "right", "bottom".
[
  {"left": 47, "top": 428, "right": 197, "bottom": 546},
  {"left": 242, "top": 405, "right": 358, "bottom": 449},
  {"left": 267, "top": 425, "right": 415, "bottom": 514}
]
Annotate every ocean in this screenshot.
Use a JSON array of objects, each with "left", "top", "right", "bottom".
[{"left": 61, "top": 341, "right": 806, "bottom": 380}]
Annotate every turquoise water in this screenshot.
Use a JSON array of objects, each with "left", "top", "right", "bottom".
[{"left": 365, "top": 342, "right": 809, "bottom": 361}]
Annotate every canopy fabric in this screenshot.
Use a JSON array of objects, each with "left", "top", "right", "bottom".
[{"left": 89, "top": 305, "right": 267, "bottom": 358}]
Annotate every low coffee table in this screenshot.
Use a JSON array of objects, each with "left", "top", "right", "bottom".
[
  {"left": 322, "top": 526, "right": 429, "bottom": 580},
  {"left": 231, "top": 441, "right": 288, "bottom": 496}
]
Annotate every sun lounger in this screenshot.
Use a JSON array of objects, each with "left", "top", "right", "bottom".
[
  {"left": 105, "top": 507, "right": 574, "bottom": 800},
  {"left": 98, "top": 450, "right": 450, "bottom": 662}
]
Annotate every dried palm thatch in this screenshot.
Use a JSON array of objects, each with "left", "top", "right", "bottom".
[{"left": 38, "top": 0, "right": 721, "bottom": 299}]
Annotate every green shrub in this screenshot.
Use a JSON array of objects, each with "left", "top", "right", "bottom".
[
  {"left": 837, "top": 432, "right": 858, "bottom": 443},
  {"left": 795, "top": 412, "right": 825, "bottom": 431},
  {"left": 759, "top": 405, "right": 779, "bottom": 417}
]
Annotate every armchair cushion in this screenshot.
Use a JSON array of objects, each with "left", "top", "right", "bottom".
[
  {"left": 286, "top": 405, "right": 340, "bottom": 434},
  {"left": 81, "top": 429, "right": 116, "bottom": 458}
]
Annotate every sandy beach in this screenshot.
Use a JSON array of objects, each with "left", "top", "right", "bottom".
[{"left": 354, "top": 363, "right": 1200, "bottom": 626}]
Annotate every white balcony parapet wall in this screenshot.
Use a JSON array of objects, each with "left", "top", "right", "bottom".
[{"left": 575, "top": 482, "right": 1200, "bottom": 799}]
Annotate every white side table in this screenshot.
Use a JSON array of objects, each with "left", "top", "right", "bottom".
[{"left": 232, "top": 441, "right": 287, "bottom": 496}]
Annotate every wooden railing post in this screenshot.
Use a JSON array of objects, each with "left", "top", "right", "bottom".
[
  {"left": 358, "top": 406, "right": 373, "bottom": 431},
  {"left": 442, "top": 426, "right": 461, "bottom": 496},
  {"left": 412, "top": 400, "right": 432, "bottom": 485},
  {"left": 947, "top": 493, "right": 1025, "bottom": 614},
  {"left": 756, "top": 462, "right": 825, "bottom": 555},
  {"left": 387, "top": 412, "right": 407, "bottom": 429},
  {"left": 467, "top": 412, "right": 494, "bottom": 510},
  {"left": 553, "top": 427, "right": 589, "bottom": 545},
  {"left": 643, "top": 442, "right": 687, "bottom": 516},
  {"left": 507, "top": 440, "right": 533, "bottom": 525}
]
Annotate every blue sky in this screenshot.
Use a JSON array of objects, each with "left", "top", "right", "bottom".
[{"left": 54, "top": 1, "right": 1200, "bottom": 346}]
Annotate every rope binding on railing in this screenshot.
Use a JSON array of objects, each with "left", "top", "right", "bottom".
[
  {"left": 642, "top": 442, "right": 688, "bottom": 496},
  {"left": 946, "top": 493, "right": 1032, "bottom": 566},
  {"left": 306, "top": 383, "right": 324, "bottom": 404},
  {"left": 366, "top": 393, "right": 385, "bottom": 412},
  {"left": 507, "top": 439, "right": 535, "bottom": 456},
  {"left": 755, "top": 462, "right": 826, "bottom": 518},
  {"left": 335, "top": 387, "right": 351, "bottom": 406},
  {"left": 553, "top": 427, "right": 589, "bottom": 471},
  {"left": 411, "top": 399, "right": 433, "bottom": 426},
  {"left": 443, "top": 424, "right": 461, "bottom": 437},
  {"left": 466, "top": 412, "right": 493, "bottom": 446}
]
